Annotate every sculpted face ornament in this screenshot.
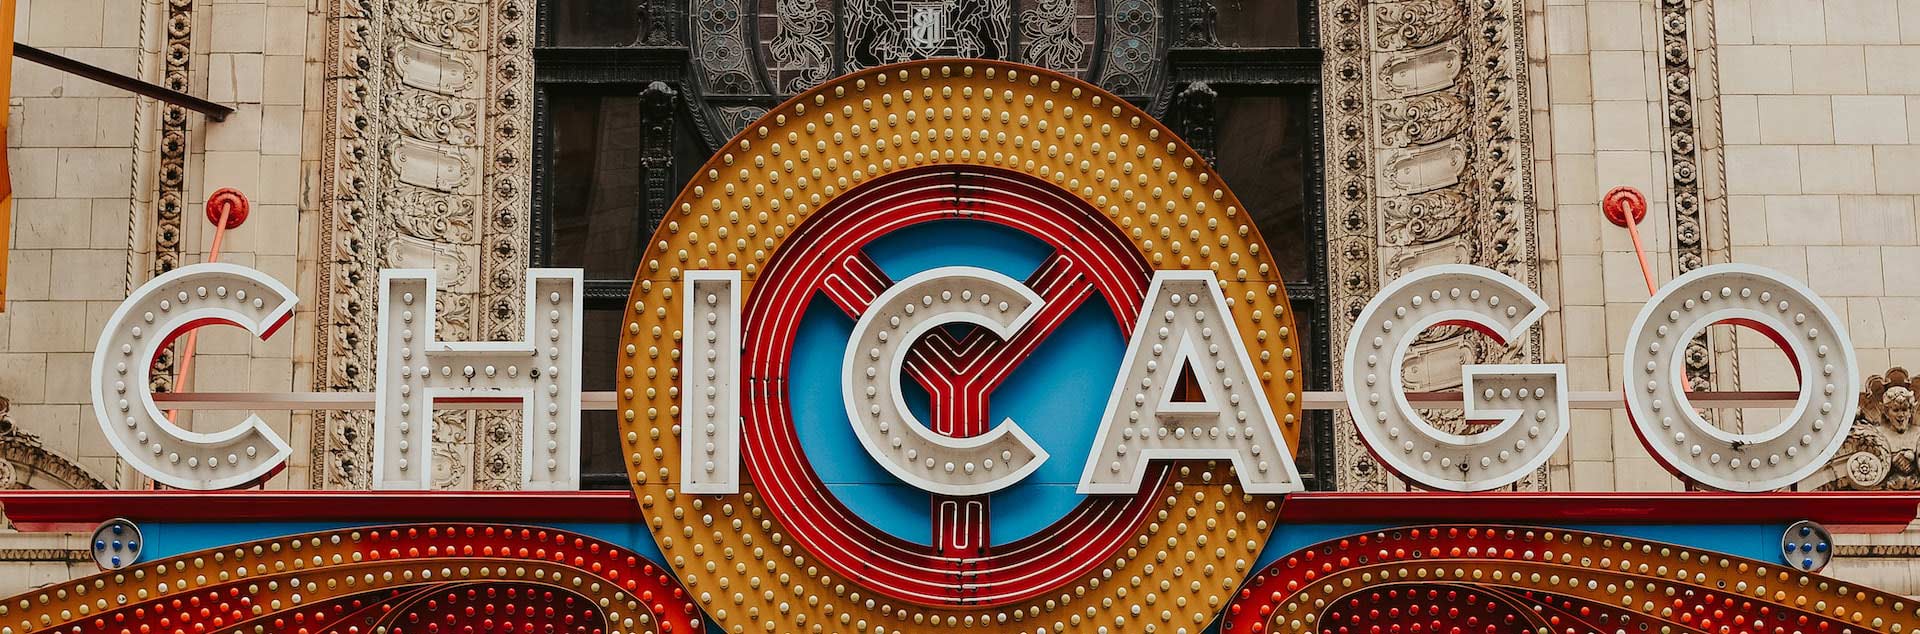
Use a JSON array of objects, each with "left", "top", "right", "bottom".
[{"left": 1885, "top": 386, "right": 1914, "bottom": 434}]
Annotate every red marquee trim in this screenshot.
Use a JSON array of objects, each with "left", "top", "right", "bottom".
[
  {"left": 2, "top": 491, "right": 1913, "bottom": 532},
  {"left": 1221, "top": 524, "right": 1920, "bottom": 634},
  {"left": 4, "top": 523, "right": 702, "bottom": 634}
]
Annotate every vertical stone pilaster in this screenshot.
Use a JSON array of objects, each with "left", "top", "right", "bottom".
[{"left": 1326, "top": 0, "right": 1545, "bottom": 491}]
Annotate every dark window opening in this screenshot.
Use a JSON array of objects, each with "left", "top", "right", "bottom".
[{"left": 1214, "top": 0, "right": 1304, "bottom": 47}]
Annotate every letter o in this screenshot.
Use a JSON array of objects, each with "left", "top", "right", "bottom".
[{"left": 1623, "top": 264, "right": 1859, "bottom": 492}]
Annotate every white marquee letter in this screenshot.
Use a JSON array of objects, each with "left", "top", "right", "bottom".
[
  {"left": 1079, "top": 271, "right": 1305, "bottom": 495},
  {"left": 374, "top": 269, "right": 583, "bottom": 490},
  {"left": 682, "top": 271, "right": 742, "bottom": 494},
  {"left": 843, "top": 267, "right": 1048, "bottom": 496},
  {"left": 1342, "top": 265, "right": 1568, "bottom": 492},
  {"left": 1623, "top": 264, "right": 1858, "bottom": 492},
  {"left": 92, "top": 263, "right": 296, "bottom": 490}
]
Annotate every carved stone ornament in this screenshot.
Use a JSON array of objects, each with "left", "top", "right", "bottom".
[
  {"left": 1812, "top": 368, "right": 1920, "bottom": 491},
  {"left": 0, "top": 397, "right": 109, "bottom": 491},
  {"left": 1659, "top": 0, "right": 1715, "bottom": 393},
  {"left": 316, "top": 0, "right": 535, "bottom": 489},
  {"left": 149, "top": 0, "right": 197, "bottom": 394},
  {"left": 690, "top": 0, "right": 1147, "bottom": 141},
  {"left": 1327, "top": 0, "right": 1543, "bottom": 491}
]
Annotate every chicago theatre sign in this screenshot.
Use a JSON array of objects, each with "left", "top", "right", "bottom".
[{"left": 5, "top": 59, "right": 1920, "bottom": 634}]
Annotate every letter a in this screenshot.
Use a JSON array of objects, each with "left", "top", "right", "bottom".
[{"left": 1078, "top": 271, "right": 1304, "bottom": 495}]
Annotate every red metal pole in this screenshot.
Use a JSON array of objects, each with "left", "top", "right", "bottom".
[{"left": 166, "top": 189, "right": 250, "bottom": 422}]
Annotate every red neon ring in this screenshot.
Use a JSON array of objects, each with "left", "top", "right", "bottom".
[{"left": 742, "top": 166, "right": 1167, "bottom": 607}]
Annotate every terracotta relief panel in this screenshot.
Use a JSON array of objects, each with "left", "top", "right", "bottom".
[
  {"left": 316, "top": 0, "right": 535, "bottom": 489},
  {"left": 1325, "top": 0, "right": 1543, "bottom": 491}
]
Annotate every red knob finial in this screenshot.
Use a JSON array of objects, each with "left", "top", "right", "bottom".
[
  {"left": 1601, "top": 186, "right": 1647, "bottom": 228},
  {"left": 205, "top": 188, "right": 250, "bottom": 229}
]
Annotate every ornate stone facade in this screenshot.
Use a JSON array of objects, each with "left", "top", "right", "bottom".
[
  {"left": 690, "top": 0, "right": 1152, "bottom": 144},
  {"left": 1657, "top": 0, "right": 1715, "bottom": 393},
  {"left": 147, "top": 0, "right": 195, "bottom": 394},
  {"left": 1323, "top": 0, "right": 1545, "bottom": 490},
  {"left": 315, "top": 0, "right": 535, "bottom": 489}
]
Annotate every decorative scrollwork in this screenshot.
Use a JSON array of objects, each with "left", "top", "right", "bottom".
[
  {"left": 766, "top": 0, "right": 835, "bottom": 93},
  {"left": 318, "top": 0, "right": 532, "bottom": 490},
  {"left": 1380, "top": 189, "right": 1471, "bottom": 245},
  {"left": 1372, "top": 0, "right": 1465, "bottom": 50},
  {"left": 390, "top": 0, "right": 486, "bottom": 50},
  {"left": 386, "top": 186, "right": 478, "bottom": 242},
  {"left": 316, "top": 0, "right": 386, "bottom": 489},
  {"left": 1019, "top": 0, "right": 1089, "bottom": 73},
  {"left": 1377, "top": 92, "right": 1468, "bottom": 148},
  {"left": 431, "top": 410, "right": 472, "bottom": 489},
  {"left": 390, "top": 92, "right": 481, "bottom": 146}
]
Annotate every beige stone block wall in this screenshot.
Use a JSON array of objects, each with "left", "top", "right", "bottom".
[
  {"left": 1535, "top": 0, "right": 1920, "bottom": 592},
  {"left": 4, "top": 0, "right": 154, "bottom": 489},
  {"left": 1541, "top": 0, "right": 1687, "bottom": 491},
  {"left": 0, "top": 0, "right": 324, "bottom": 592},
  {"left": 1, "top": 0, "right": 155, "bottom": 594},
  {"left": 172, "top": 0, "right": 323, "bottom": 490},
  {"left": 4, "top": 0, "right": 324, "bottom": 490},
  {"left": 1715, "top": 0, "right": 1920, "bottom": 380},
  {"left": 1535, "top": 0, "right": 1920, "bottom": 493},
  {"left": 1709, "top": 0, "right": 1920, "bottom": 596}
]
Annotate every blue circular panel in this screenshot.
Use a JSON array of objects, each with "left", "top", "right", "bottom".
[{"left": 787, "top": 220, "right": 1126, "bottom": 545}]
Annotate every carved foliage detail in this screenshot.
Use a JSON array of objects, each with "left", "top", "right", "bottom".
[
  {"left": 1331, "top": 0, "right": 1540, "bottom": 491},
  {"left": 1372, "top": 0, "right": 1465, "bottom": 50},
  {"left": 390, "top": 0, "right": 486, "bottom": 50},
  {"left": 316, "top": 0, "right": 533, "bottom": 489},
  {"left": 1377, "top": 92, "right": 1468, "bottom": 148},
  {"left": 1380, "top": 189, "right": 1471, "bottom": 246}
]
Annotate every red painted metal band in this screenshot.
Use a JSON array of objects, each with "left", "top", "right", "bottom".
[{"left": 4, "top": 491, "right": 1913, "bottom": 532}]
